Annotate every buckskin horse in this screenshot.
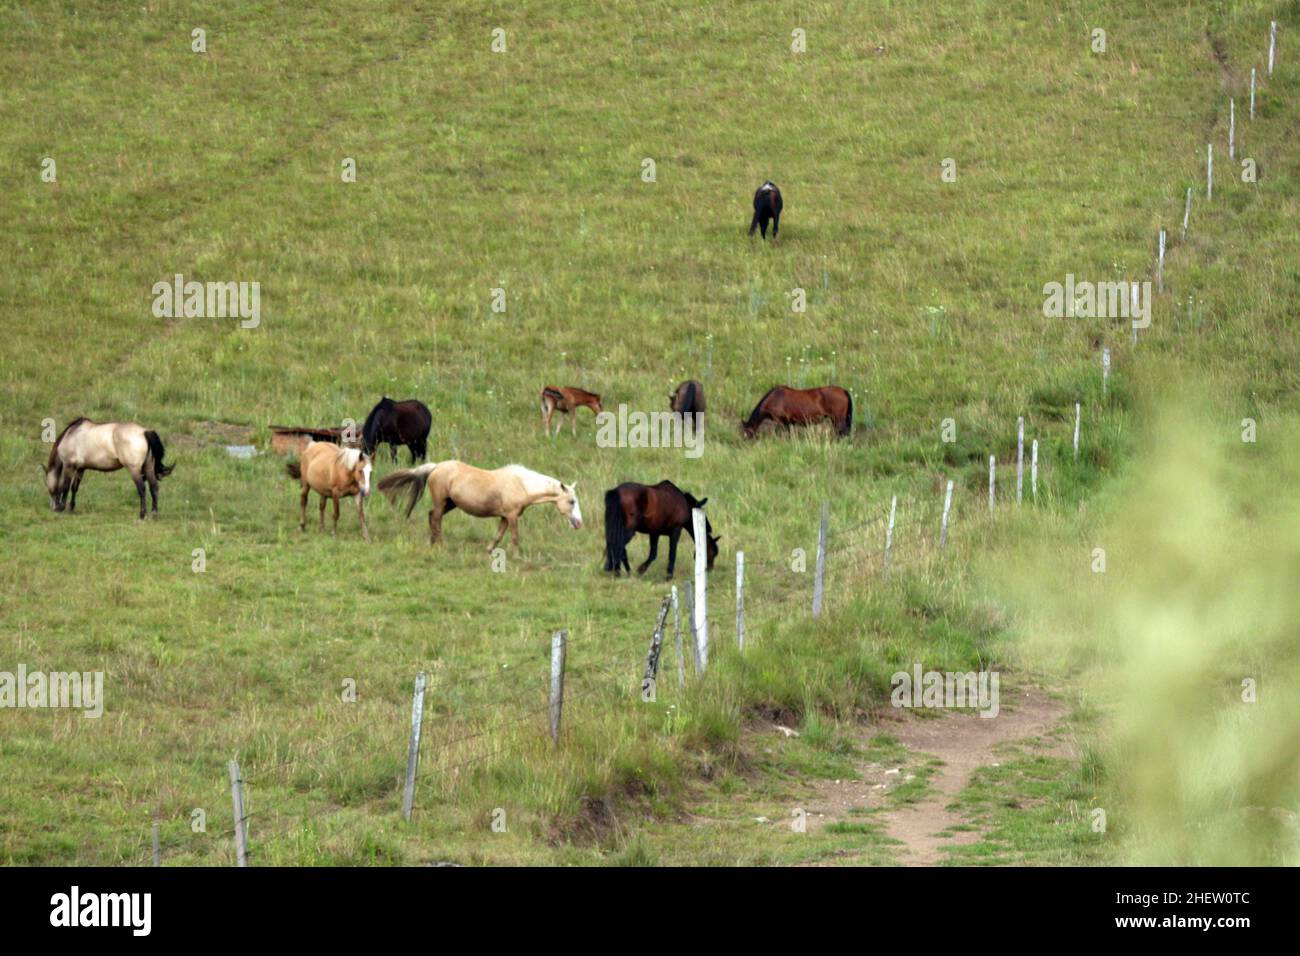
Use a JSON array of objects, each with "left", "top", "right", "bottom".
[
  {"left": 45, "top": 418, "right": 173, "bottom": 518},
  {"left": 604, "top": 481, "right": 719, "bottom": 578},
  {"left": 287, "top": 441, "right": 374, "bottom": 541},
  {"left": 362, "top": 397, "right": 432, "bottom": 463},
  {"left": 540, "top": 386, "right": 602, "bottom": 436},
  {"left": 741, "top": 385, "right": 853, "bottom": 438},
  {"left": 378, "top": 460, "right": 582, "bottom": 551},
  {"left": 749, "top": 181, "right": 783, "bottom": 244},
  {"left": 670, "top": 380, "right": 706, "bottom": 417}
]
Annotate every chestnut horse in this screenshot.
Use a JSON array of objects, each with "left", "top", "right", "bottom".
[
  {"left": 378, "top": 460, "right": 581, "bottom": 551},
  {"left": 362, "top": 397, "right": 432, "bottom": 463},
  {"left": 604, "top": 481, "right": 719, "bottom": 578},
  {"left": 670, "top": 380, "right": 706, "bottom": 417},
  {"left": 287, "top": 441, "right": 373, "bottom": 541},
  {"left": 741, "top": 385, "right": 852, "bottom": 439},
  {"left": 540, "top": 386, "right": 602, "bottom": 436},
  {"left": 45, "top": 418, "right": 173, "bottom": 518}
]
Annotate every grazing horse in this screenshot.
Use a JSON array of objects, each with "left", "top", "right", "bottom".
[
  {"left": 287, "top": 441, "right": 373, "bottom": 541},
  {"left": 540, "top": 386, "right": 602, "bottom": 436},
  {"left": 362, "top": 397, "right": 432, "bottom": 463},
  {"left": 604, "top": 481, "right": 719, "bottom": 579},
  {"left": 670, "top": 380, "right": 706, "bottom": 417},
  {"left": 378, "top": 460, "right": 581, "bottom": 551},
  {"left": 45, "top": 418, "right": 173, "bottom": 519},
  {"left": 749, "top": 181, "right": 783, "bottom": 243},
  {"left": 741, "top": 385, "right": 853, "bottom": 438}
]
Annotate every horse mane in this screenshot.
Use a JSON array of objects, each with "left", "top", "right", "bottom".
[
  {"left": 47, "top": 417, "right": 89, "bottom": 469},
  {"left": 743, "top": 386, "right": 784, "bottom": 429},
  {"left": 338, "top": 446, "right": 363, "bottom": 469},
  {"left": 505, "top": 464, "right": 563, "bottom": 493},
  {"left": 362, "top": 398, "right": 395, "bottom": 446}
]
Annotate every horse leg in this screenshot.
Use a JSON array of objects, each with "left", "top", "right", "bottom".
[
  {"left": 772, "top": 212, "right": 780, "bottom": 245},
  {"left": 429, "top": 499, "right": 446, "bottom": 545},
  {"left": 509, "top": 514, "right": 522, "bottom": 551},
  {"left": 132, "top": 470, "right": 147, "bottom": 520},
  {"left": 357, "top": 496, "right": 370, "bottom": 543},
  {"left": 68, "top": 469, "right": 83, "bottom": 513},
  {"left": 300, "top": 486, "right": 310, "bottom": 531},
  {"left": 332, "top": 493, "right": 341, "bottom": 535},
  {"left": 571, "top": 411, "right": 577, "bottom": 436},
  {"left": 489, "top": 516, "right": 509, "bottom": 552},
  {"left": 318, "top": 493, "right": 327, "bottom": 532},
  {"left": 637, "top": 534, "right": 659, "bottom": 576},
  {"left": 666, "top": 528, "right": 682, "bottom": 579}
]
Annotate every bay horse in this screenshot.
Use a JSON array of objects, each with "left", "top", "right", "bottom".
[
  {"left": 378, "top": 460, "right": 581, "bottom": 551},
  {"left": 45, "top": 418, "right": 173, "bottom": 518},
  {"left": 540, "top": 386, "right": 602, "bottom": 436},
  {"left": 287, "top": 441, "right": 373, "bottom": 541},
  {"left": 362, "top": 397, "right": 432, "bottom": 462},
  {"left": 741, "top": 385, "right": 852, "bottom": 439},
  {"left": 604, "top": 481, "right": 719, "bottom": 579},
  {"left": 670, "top": 380, "right": 706, "bottom": 417},
  {"left": 749, "top": 181, "right": 783, "bottom": 244}
]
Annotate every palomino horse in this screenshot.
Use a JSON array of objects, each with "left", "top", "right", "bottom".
[
  {"left": 749, "top": 181, "right": 783, "bottom": 244},
  {"left": 741, "top": 385, "right": 852, "bottom": 438},
  {"left": 604, "top": 481, "right": 719, "bottom": 578},
  {"left": 45, "top": 418, "right": 173, "bottom": 518},
  {"left": 287, "top": 441, "right": 373, "bottom": 541},
  {"left": 540, "top": 386, "right": 602, "bottom": 436},
  {"left": 670, "top": 380, "right": 706, "bottom": 417},
  {"left": 362, "top": 397, "right": 432, "bottom": 463},
  {"left": 378, "top": 460, "right": 581, "bottom": 551}
]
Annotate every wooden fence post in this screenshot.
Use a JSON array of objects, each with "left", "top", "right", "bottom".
[
  {"left": 1157, "top": 229, "right": 1166, "bottom": 293},
  {"left": 812, "top": 501, "right": 829, "bottom": 618},
  {"left": 940, "top": 480, "right": 954, "bottom": 549},
  {"left": 1269, "top": 20, "right": 1276, "bottom": 75},
  {"left": 401, "top": 671, "right": 427, "bottom": 821},
  {"left": 151, "top": 822, "right": 160, "bottom": 867},
  {"left": 228, "top": 760, "right": 248, "bottom": 867},
  {"left": 1207, "top": 143, "right": 1213, "bottom": 200},
  {"left": 988, "top": 455, "right": 996, "bottom": 511},
  {"left": 685, "top": 581, "right": 699, "bottom": 673},
  {"left": 671, "top": 585, "right": 684, "bottom": 686},
  {"left": 641, "top": 596, "right": 672, "bottom": 701},
  {"left": 1031, "top": 439, "right": 1039, "bottom": 501},
  {"left": 1016, "top": 417, "right": 1025, "bottom": 503},
  {"left": 1250, "top": 67, "right": 1257, "bottom": 119},
  {"left": 735, "top": 551, "right": 745, "bottom": 650},
  {"left": 1229, "top": 98, "right": 1236, "bottom": 160},
  {"left": 1102, "top": 348, "right": 1111, "bottom": 395},
  {"left": 1182, "top": 186, "right": 1192, "bottom": 241},
  {"left": 884, "top": 494, "right": 897, "bottom": 570},
  {"left": 549, "top": 631, "right": 567, "bottom": 744},
  {"left": 1073, "top": 402, "right": 1081, "bottom": 460},
  {"left": 691, "top": 508, "right": 709, "bottom": 671}
]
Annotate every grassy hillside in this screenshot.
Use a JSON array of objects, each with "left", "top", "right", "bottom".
[{"left": 1, "top": 1, "right": 1295, "bottom": 864}]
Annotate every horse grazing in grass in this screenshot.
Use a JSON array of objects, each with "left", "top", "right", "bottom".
[
  {"left": 741, "top": 385, "right": 852, "bottom": 439},
  {"left": 604, "top": 481, "right": 719, "bottom": 578},
  {"left": 540, "top": 386, "right": 602, "bottom": 436},
  {"left": 378, "top": 461, "right": 581, "bottom": 551},
  {"left": 45, "top": 418, "right": 173, "bottom": 518},
  {"left": 362, "top": 397, "right": 432, "bottom": 463},
  {"left": 749, "top": 181, "right": 783, "bottom": 244},
  {"left": 670, "top": 380, "right": 706, "bottom": 417},
  {"left": 287, "top": 441, "right": 373, "bottom": 541}
]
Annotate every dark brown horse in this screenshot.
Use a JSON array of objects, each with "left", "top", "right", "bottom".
[
  {"left": 669, "top": 380, "right": 706, "bottom": 416},
  {"left": 749, "top": 181, "right": 783, "bottom": 243},
  {"left": 362, "top": 397, "right": 432, "bottom": 463},
  {"left": 604, "top": 481, "right": 719, "bottom": 578},
  {"left": 741, "top": 385, "right": 852, "bottom": 438}
]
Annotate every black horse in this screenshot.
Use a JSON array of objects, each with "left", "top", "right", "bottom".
[
  {"left": 604, "top": 481, "right": 719, "bottom": 579},
  {"left": 749, "top": 181, "right": 783, "bottom": 243},
  {"left": 361, "top": 397, "right": 432, "bottom": 463},
  {"left": 670, "top": 380, "right": 706, "bottom": 417}
]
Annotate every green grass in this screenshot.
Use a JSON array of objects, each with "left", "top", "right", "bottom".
[{"left": 1, "top": 0, "right": 1297, "bottom": 865}]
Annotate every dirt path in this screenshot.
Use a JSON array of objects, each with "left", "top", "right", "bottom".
[{"left": 875, "top": 685, "right": 1069, "bottom": 865}]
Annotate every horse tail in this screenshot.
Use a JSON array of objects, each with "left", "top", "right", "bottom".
[
  {"left": 604, "top": 489, "right": 628, "bottom": 573},
  {"left": 842, "top": 388, "right": 853, "bottom": 437},
  {"left": 378, "top": 462, "right": 439, "bottom": 518},
  {"left": 286, "top": 462, "right": 302, "bottom": 480},
  {"left": 144, "top": 431, "right": 174, "bottom": 477}
]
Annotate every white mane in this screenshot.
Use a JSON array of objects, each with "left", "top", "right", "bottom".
[
  {"left": 503, "top": 464, "right": 564, "bottom": 494},
  {"left": 338, "top": 447, "right": 363, "bottom": 469}
]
